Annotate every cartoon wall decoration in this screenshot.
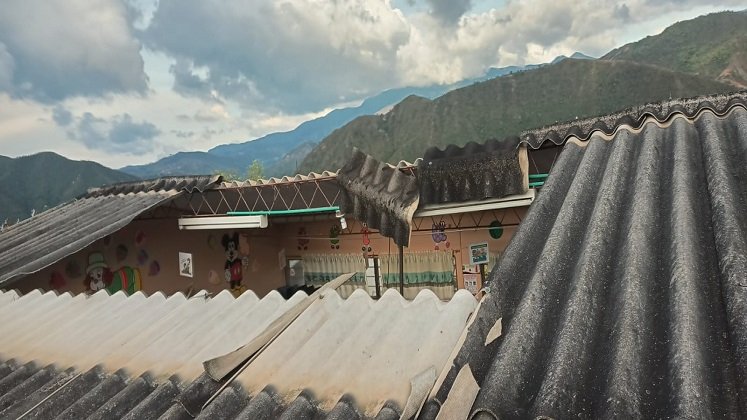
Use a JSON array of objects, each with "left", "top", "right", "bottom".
[
  {"left": 137, "top": 249, "right": 149, "bottom": 266},
  {"left": 222, "top": 232, "right": 244, "bottom": 295},
  {"left": 297, "top": 227, "right": 309, "bottom": 250},
  {"left": 49, "top": 271, "right": 66, "bottom": 290},
  {"left": 432, "top": 221, "right": 450, "bottom": 250},
  {"left": 85, "top": 252, "right": 142, "bottom": 294},
  {"left": 148, "top": 260, "right": 161, "bottom": 276},
  {"left": 489, "top": 220, "right": 504, "bottom": 239},
  {"left": 361, "top": 223, "right": 372, "bottom": 253},
  {"left": 135, "top": 230, "right": 147, "bottom": 247},
  {"left": 330, "top": 225, "right": 341, "bottom": 249}
]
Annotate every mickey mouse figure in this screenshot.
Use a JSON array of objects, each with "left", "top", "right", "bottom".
[{"left": 222, "top": 232, "right": 242, "bottom": 292}]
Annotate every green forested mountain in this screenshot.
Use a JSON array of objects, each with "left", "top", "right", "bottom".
[
  {"left": 299, "top": 59, "right": 734, "bottom": 173},
  {"left": 603, "top": 11, "right": 747, "bottom": 88},
  {"left": 298, "top": 11, "right": 746, "bottom": 173},
  {"left": 0, "top": 152, "right": 137, "bottom": 223}
]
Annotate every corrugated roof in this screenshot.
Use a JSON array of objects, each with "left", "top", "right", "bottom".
[
  {"left": 0, "top": 192, "right": 175, "bottom": 287},
  {"left": 218, "top": 163, "right": 421, "bottom": 189},
  {"left": 220, "top": 171, "right": 338, "bottom": 188},
  {"left": 0, "top": 286, "right": 477, "bottom": 419},
  {"left": 0, "top": 288, "right": 305, "bottom": 381},
  {"left": 0, "top": 287, "right": 307, "bottom": 419},
  {"left": 419, "top": 139, "right": 528, "bottom": 205},
  {"left": 520, "top": 90, "right": 747, "bottom": 149},
  {"left": 422, "top": 100, "right": 747, "bottom": 419},
  {"left": 86, "top": 174, "right": 220, "bottom": 197},
  {"left": 0, "top": 176, "right": 222, "bottom": 288},
  {"left": 338, "top": 149, "right": 420, "bottom": 247},
  {"left": 229, "top": 288, "right": 477, "bottom": 419}
]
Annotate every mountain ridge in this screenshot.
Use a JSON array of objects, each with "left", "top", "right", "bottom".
[
  {"left": 298, "top": 58, "right": 735, "bottom": 173},
  {"left": 603, "top": 10, "right": 747, "bottom": 88},
  {"left": 119, "top": 61, "right": 554, "bottom": 179},
  {"left": 0, "top": 152, "right": 137, "bottom": 223}
]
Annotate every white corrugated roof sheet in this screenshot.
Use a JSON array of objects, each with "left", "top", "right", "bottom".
[{"left": 0, "top": 288, "right": 306, "bottom": 381}]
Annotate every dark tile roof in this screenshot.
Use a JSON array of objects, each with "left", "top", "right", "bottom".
[
  {"left": 85, "top": 174, "right": 220, "bottom": 197},
  {"left": 337, "top": 149, "right": 420, "bottom": 247},
  {"left": 0, "top": 175, "right": 222, "bottom": 287},
  {"left": 422, "top": 99, "right": 747, "bottom": 419},
  {"left": 418, "top": 139, "right": 528, "bottom": 205}
]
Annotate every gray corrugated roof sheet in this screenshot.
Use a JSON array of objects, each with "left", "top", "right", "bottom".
[
  {"left": 520, "top": 90, "right": 747, "bottom": 148},
  {"left": 418, "top": 139, "right": 528, "bottom": 205},
  {"left": 0, "top": 287, "right": 477, "bottom": 419},
  {"left": 0, "top": 176, "right": 221, "bottom": 287},
  {"left": 338, "top": 149, "right": 420, "bottom": 247},
  {"left": 86, "top": 174, "right": 220, "bottom": 197},
  {"left": 422, "top": 98, "right": 747, "bottom": 419}
]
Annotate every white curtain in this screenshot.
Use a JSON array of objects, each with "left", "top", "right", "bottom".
[
  {"left": 303, "top": 253, "right": 366, "bottom": 287},
  {"left": 379, "top": 251, "right": 456, "bottom": 300}
]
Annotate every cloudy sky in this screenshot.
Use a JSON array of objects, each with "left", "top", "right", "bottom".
[{"left": 0, "top": 0, "right": 741, "bottom": 168}]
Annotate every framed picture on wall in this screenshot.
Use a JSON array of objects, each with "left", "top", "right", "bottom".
[
  {"left": 469, "top": 242, "right": 489, "bottom": 265},
  {"left": 179, "top": 252, "right": 193, "bottom": 278}
]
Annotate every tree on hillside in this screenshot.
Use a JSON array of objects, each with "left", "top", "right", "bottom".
[{"left": 247, "top": 160, "right": 264, "bottom": 180}]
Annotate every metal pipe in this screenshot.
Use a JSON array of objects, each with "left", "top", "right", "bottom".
[
  {"left": 373, "top": 258, "right": 381, "bottom": 299},
  {"left": 399, "top": 245, "right": 404, "bottom": 295},
  {"left": 227, "top": 206, "right": 340, "bottom": 216}
]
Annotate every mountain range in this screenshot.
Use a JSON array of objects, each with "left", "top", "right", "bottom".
[
  {"left": 298, "top": 10, "right": 746, "bottom": 172},
  {"left": 119, "top": 59, "right": 579, "bottom": 179},
  {"left": 0, "top": 152, "right": 137, "bottom": 223},
  {"left": 4, "top": 11, "right": 745, "bottom": 223}
]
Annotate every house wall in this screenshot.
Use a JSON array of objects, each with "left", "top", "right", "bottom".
[{"left": 15, "top": 206, "right": 526, "bottom": 298}]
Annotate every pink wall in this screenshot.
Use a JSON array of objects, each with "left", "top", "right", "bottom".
[{"left": 13, "top": 206, "right": 527, "bottom": 297}]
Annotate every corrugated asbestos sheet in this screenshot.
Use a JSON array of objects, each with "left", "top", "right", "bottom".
[
  {"left": 0, "top": 288, "right": 305, "bottom": 381},
  {"left": 226, "top": 289, "right": 477, "bottom": 419},
  {"left": 0, "top": 176, "right": 220, "bottom": 287},
  {"left": 520, "top": 90, "right": 747, "bottom": 148},
  {"left": 0, "top": 287, "right": 477, "bottom": 419},
  {"left": 421, "top": 98, "right": 747, "bottom": 419},
  {"left": 418, "top": 139, "right": 528, "bottom": 205},
  {"left": 86, "top": 175, "right": 220, "bottom": 197},
  {"left": 338, "top": 149, "right": 420, "bottom": 247}
]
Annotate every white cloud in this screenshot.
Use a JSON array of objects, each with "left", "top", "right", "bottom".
[
  {"left": 0, "top": 0, "right": 743, "bottom": 169},
  {"left": 0, "top": 43, "right": 14, "bottom": 91},
  {"left": 0, "top": 0, "right": 147, "bottom": 101},
  {"left": 142, "top": 0, "right": 746, "bottom": 115},
  {"left": 68, "top": 112, "right": 160, "bottom": 155},
  {"left": 144, "top": 0, "right": 412, "bottom": 113}
]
